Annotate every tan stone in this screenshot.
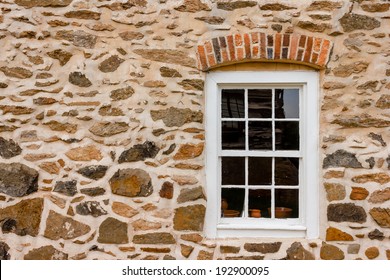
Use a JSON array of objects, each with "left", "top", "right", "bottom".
[
  {"left": 365, "top": 247, "right": 379, "bottom": 259},
  {"left": 244, "top": 242, "right": 282, "bottom": 253},
  {"left": 286, "top": 242, "right": 315, "bottom": 260},
  {"left": 0, "top": 66, "right": 33, "bottom": 79},
  {"left": 375, "top": 95, "right": 390, "bottom": 109},
  {"left": 173, "top": 143, "right": 204, "bottom": 160},
  {"left": 48, "top": 195, "right": 66, "bottom": 209},
  {"left": 352, "top": 173, "right": 390, "bottom": 184},
  {"left": 175, "top": 0, "right": 211, "bottom": 12},
  {"left": 369, "top": 208, "right": 390, "bottom": 228},
  {"left": 15, "top": 0, "right": 72, "bottom": 8},
  {"left": 368, "top": 188, "right": 390, "bottom": 203},
  {"left": 386, "top": 250, "right": 390, "bottom": 260},
  {"left": 333, "top": 61, "right": 369, "bottom": 77},
  {"left": 24, "top": 245, "right": 68, "bottom": 260},
  {"left": 24, "top": 153, "right": 56, "bottom": 162},
  {"left": 320, "top": 244, "right": 345, "bottom": 260},
  {"left": 64, "top": 10, "right": 101, "bottom": 20},
  {"left": 112, "top": 201, "right": 139, "bottom": 218},
  {"left": 350, "top": 187, "right": 369, "bottom": 200},
  {"left": 144, "top": 80, "right": 166, "bottom": 88},
  {"left": 133, "top": 233, "right": 175, "bottom": 244},
  {"left": 174, "top": 205, "right": 205, "bottom": 231},
  {"left": 326, "top": 227, "right": 353, "bottom": 241},
  {"left": 0, "top": 105, "right": 34, "bottom": 115},
  {"left": 133, "top": 49, "right": 196, "bottom": 68},
  {"left": 43, "top": 120, "right": 77, "bottom": 133},
  {"left": 197, "top": 250, "right": 213, "bottom": 260},
  {"left": 131, "top": 219, "right": 162, "bottom": 231},
  {"left": 220, "top": 246, "right": 240, "bottom": 254},
  {"left": 119, "top": 31, "right": 144, "bottom": 41},
  {"left": 180, "top": 244, "right": 194, "bottom": 258},
  {"left": 66, "top": 145, "right": 102, "bottom": 161},
  {"left": 89, "top": 122, "right": 129, "bottom": 137},
  {"left": 324, "top": 183, "right": 346, "bottom": 201},
  {"left": 173, "top": 163, "right": 203, "bottom": 170},
  {"left": 172, "top": 175, "right": 198, "bottom": 186},
  {"left": 180, "top": 233, "right": 203, "bottom": 243}
]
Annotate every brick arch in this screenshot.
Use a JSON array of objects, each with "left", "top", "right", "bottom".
[{"left": 196, "top": 33, "right": 332, "bottom": 71}]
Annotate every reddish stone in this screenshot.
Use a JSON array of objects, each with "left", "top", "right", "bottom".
[
  {"left": 197, "top": 45, "right": 208, "bottom": 70},
  {"left": 317, "top": 39, "right": 330, "bottom": 66},
  {"left": 303, "top": 36, "right": 313, "bottom": 63},
  {"left": 289, "top": 35, "right": 299, "bottom": 60},
  {"left": 274, "top": 33, "right": 282, "bottom": 59},
  {"left": 244, "top": 33, "right": 251, "bottom": 59},
  {"left": 227, "top": 35, "right": 236, "bottom": 61}
]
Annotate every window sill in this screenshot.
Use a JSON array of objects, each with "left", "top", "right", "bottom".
[{"left": 216, "top": 223, "right": 307, "bottom": 238}]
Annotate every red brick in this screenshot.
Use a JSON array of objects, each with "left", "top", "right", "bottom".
[
  {"left": 313, "top": 38, "right": 322, "bottom": 52},
  {"left": 250, "top": 32, "right": 259, "bottom": 44},
  {"left": 317, "top": 39, "right": 331, "bottom": 66},
  {"left": 283, "top": 34, "right": 290, "bottom": 47},
  {"left": 299, "top": 35, "right": 306, "bottom": 48},
  {"left": 311, "top": 52, "right": 319, "bottom": 64},
  {"left": 219, "top": 37, "right": 229, "bottom": 62},
  {"left": 267, "top": 34, "right": 274, "bottom": 47},
  {"left": 212, "top": 37, "right": 221, "bottom": 63},
  {"left": 221, "top": 48, "right": 229, "bottom": 63},
  {"left": 234, "top": 34, "right": 243, "bottom": 47},
  {"left": 303, "top": 36, "right": 313, "bottom": 63},
  {"left": 207, "top": 54, "right": 216, "bottom": 67},
  {"left": 236, "top": 47, "right": 244, "bottom": 60},
  {"left": 260, "top": 33, "right": 266, "bottom": 59},
  {"left": 274, "top": 33, "right": 282, "bottom": 59},
  {"left": 227, "top": 35, "right": 236, "bottom": 61},
  {"left": 296, "top": 48, "right": 304, "bottom": 61},
  {"left": 204, "top": 41, "right": 213, "bottom": 54},
  {"left": 289, "top": 35, "right": 299, "bottom": 60},
  {"left": 252, "top": 46, "right": 259, "bottom": 58},
  {"left": 197, "top": 45, "right": 208, "bottom": 70},
  {"left": 244, "top": 33, "right": 251, "bottom": 58}
]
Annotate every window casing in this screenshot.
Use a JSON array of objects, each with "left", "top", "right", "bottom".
[{"left": 204, "top": 71, "right": 319, "bottom": 238}]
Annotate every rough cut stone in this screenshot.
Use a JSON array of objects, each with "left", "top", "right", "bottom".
[
  {"left": 0, "top": 198, "right": 43, "bottom": 236},
  {"left": 172, "top": 175, "right": 198, "bottom": 186},
  {"left": 244, "top": 242, "right": 282, "bottom": 253},
  {"left": 173, "top": 205, "right": 206, "bottom": 231},
  {"left": 177, "top": 186, "right": 205, "bottom": 203},
  {"left": 306, "top": 1, "right": 343, "bottom": 11},
  {"left": 181, "top": 244, "right": 194, "bottom": 258},
  {"left": 324, "top": 183, "right": 346, "bottom": 201},
  {"left": 376, "top": 95, "right": 390, "bottom": 109},
  {"left": 350, "top": 187, "right": 369, "bottom": 200},
  {"left": 368, "top": 188, "right": 390, "bottom": 203},
  {"left": 151, "top": 107, "right": 203, "bottom": 127},
  {"left": 98, "top": 55, "right": 124, "bottom": 73},
  {"left": 333, "top": 61, "right": 369, "bottom": 77},
  {"left": 80, "top": 187, "right": 106, "bottom": 197},
  {"left": 39, "top": 162, "right": 60, "bottom": 175},
  {"left": 47, "top": 49, "right": 72, "bottom": 66},
  {"left": 131, "top": 219, "right": 162, "bottom": 231},
  {"left": 44, "top": 210, "right": 90, "bottom": 240},
  {"left": 89, "top": 122, "right": 129, "bottom": 137},
  {"left": 55, "top": 30, "right": 97, "bottom": 49},
  {"left": 297, "top": 21, "right": 331, "bottom": 32},
  {"left": 286, "top": 242, "right": 315, "bottom": 260},
  {"left": 361, "top": 3, "right": 390, "bottom": 13},
  {"left": 77, "top": 165, "right": 108, "bottom": 180},
  {"left": 352, "top": 173, "right": 390, "bottom": 184},
  {"left": 365, "top": 247, "right": 379, "bottom": 259},
  {"left": 194, "top": 16, "right": 225, "bottom": 24},
  {"left": 328, "top": 203, "right": 367, "bottom": 223},
  {"left": 64, "top": 10, "right": 101, "bottom": 20},
  {"left": 0, "top": 242, "right": 10, "bottom": 260},
  {"left": 119, "top": 31, "right": 144, "bottom": 41},
  {"left": 133, "top": 49, "right": 196, "bottom": 68},
  {"left": 109, "top": 168, "right": 153, "bottom": 197},
  {"left": 53, "top": 180, "right": 77, "bottom": 196},
  {"left": 226, "top": 256, "right": 264, "bottom": 260},
  {"left": 24, "top": 245, "right": 68, "bottom": 260},
  {"left": 76, "top": 201, "right": 107, "bottom": 217},
  {"left": 0, "top": 105, "right": 34, "bottom": 115},
  {"left": 197, "top": 250, "right": 213, "bottom": 260},
  {"left": 175, "top": 0, "right": 211, "bottom": 12},
  {"left": 320, "top": 244, "right": 344, "bottom": 260},
  {"left": 112, "top": 201, "right": 139, "bottom": 218},
  {"left": 66, "top": 145, "right": 102, "bottom": 161},
  {"left": 323, "top": 150, "right": 362, "bottom": 169},
  {"left": 44, "top": 120, "right": 77, "bottom": 133},
  {"left": 332, "top": 114, "right": 390, "bottom": 128},
  {"left": 173, "top": 143, "right": 204, "bottom": 160},
  {"left": 15, "top": 0, "right": 72, "bottom": 8},
  {"left": 118, "top": 141, "right": 160, "bottom": 163},
  {"left": 220, "top": 246, "right": 240, "bottom": 254},
  {"left": 260, "top": 3, "right": 296, "bottom": 10},
  {"left": 159, "top": 181, "right": 174, "bottom": 199},
  {"left": 0, "top": 163, "right": 38, "bottom": 197},
  {"left": 339, "top": 13, "right": 381, "bottom": 32},
  {"left": 133, "top": 233, "right": 175, "bottom": 244},
  {"left": 69, "top": 72, "right": 92, "bottom": 87},
  {"left": 178, "top": 79, "right": 204, "bottom": 91},
  {"left": 98, "top": 105, "right": 124, "bottom": 116},
  {"left": 0, "top": 66, "right": 33, "bottom": 79},
  {"left": 0, "top": 137, "right": 22, "bottom": 159},
  {"left": 180, "top": 233, "right": 203, "bottom": 243},
  {"left": 160, "top": 66, "right": 182, "bottom": 77},
  {"left": 326, "top": 227, "right": 353, "bottom": 241},
  {"left": 369, "top": 208, "right": 390, "bottom": 228},
  {"left": 98, "top": 217, "right": 128, "bottom": 244},
  {"left": 368, "top": 229, "right": 385, "bottom": 241},
  {"left": 110, "top": 86, "right": 134, "bottom": 100}
]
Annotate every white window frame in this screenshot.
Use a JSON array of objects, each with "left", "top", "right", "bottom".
[{"left": 204, "top": 70, "right": 319, "bottom": 239}]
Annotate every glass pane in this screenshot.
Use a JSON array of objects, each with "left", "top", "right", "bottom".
[
  {"left": 249, "top": 189, "right": 271, "bottom": 218},
  {"left": 221, "top": 157, "right": 245, "bottom": 185},
  {"left": 275, "top": 121, "right": 299, "bottom": 150},
  {"left": 221, "top": 89, "right": 245, "bottom": 118},
  {"left": 248, "top": 121, "right": 272, "bottom": 150},
  {"left": 248, "top": 157, "right": 272, "bottom": 185},
  {"left": 248, "top": 89, "right": 272, "bottom": 118},
  {"left": 221, "top": 188, "right": 245, "bottom": 218},
  {"left": 222, "top": 121, "right": 245, "bottom": 150},
  {"left": 275, "top": 89, "right": 299, "bottom": 119},
  {"left": 275, "top": 189, "right": 299, "bottom": 218},
  {"left": 275, "top": 158, "right": 299, "bottom": 186}
]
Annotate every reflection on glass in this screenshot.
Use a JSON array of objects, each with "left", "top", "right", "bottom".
[
  {"left": 248, "top": 121, "right": 272, "bottom": 150},
  {"left": 275, "top": 121, "right": 299, "bottom": 150},
  {"left": 221, "top": 89, "right": 245, "bottom": 118},
  {"left": 275, "top": 158, "right": 299, "bottom": 185},
  {"left": 275, "top": 89, "right": 299, "bottom": 119},
  {"left": 222, "top": 121, "right": 245, "bottom": 150},
  {"left": 248, "top": 89, "right": 272, "bottom": 118},
  {"left": 221, "top": 157, "right": 245, "bottom": 185},
  {"left": 221, "top": 188, "right": 245, "bottom": 218},
  {"left": 248, "top": 157, "right": 272, "bottom": 185},
  {"left": 275, "top": 189, "right": 299, "bottom": 218},
  {"left": 249, "top": 189, "right": 271, "bottom": 218}
]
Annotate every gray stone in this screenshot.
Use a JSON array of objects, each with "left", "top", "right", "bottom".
[
  {"left": 327, "top": 203, "right": 367, "bottom": 223},
  {"left": 339, "top": 13, "right": 381, "bottom": 32},
  {"left": 323, "top": 150, "right": 362, "bottom": 169},
  {"left": 97, "top": 217, "right": 128, "bottom": 244},
  {"left": 69, "top": 72, "right": 92, "bottom": 87},
  {"left": 151, "top": 107, "right": 203, "bottom": 127},
  {"left": 98, "top": 55, "right": 124, "bottom": 73},
  {"left": 347, "top": 244, "right": 360, "bottom": 254},
  {"left": 368, "top": 229, "right": 385, "bottom": 240},
  {"left": 110, "top": 86, "right": 134, "bottom": 100},
  {"left": 24, "top": 245, "right": 68, "bottom": 260},
  {"left": 244, "top": 242, "right": 282, "bottom": 253},
  {"left": 77, "top": 165, "right": 108, "bottom": 180},
  {"left": 80, "top": 187, "right": 106, "bottom": 197},
  {"left": 368, "top": 133, "right": 386, "bottom": 147},
  {"left": 0, "top": 137, "right": 22, "bottom": 159},
  {"left": 366, "top": 157, "right": 375, "bottom": 169},
  {"left": 133, "top": 233, "right": 175, "bottom": 244},
  {"left": 53, "top": 180, "right": 77, "bottom": 196},
  {"left": 118, "top": 141, "right": 160, "bottom": 163},
  {"left": 177, "top": 186, "right": 205, "bottom": 203},
  {"left": 76, "top": 201, "right": 107, "bottom": 217},
  {"left": 109, "top": 168, "right": 153, "bottom": 197},
  {"left": 0, "top": 242, "right": 10, "bottom": 260},
  {"left": 0, "top": 163, "right": 38, "bottom": 197},
  {"left": 55, "top": 30, "right": 97, "bottom": 49},
  {"left": 286, "top": 242, "right": 315, "bottom": 260}
]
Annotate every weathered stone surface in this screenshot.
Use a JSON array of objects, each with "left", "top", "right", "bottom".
[
  {"left": 66, "top": 145, "right": 102, "bottom": 161},
  {"left": 89, "top": 122, "right": 129, "bottom": 137},
  {"left": 197, "top": 250, "right": 213, "bottom": 260},
  {"left": 368, "top": 229, "right": 384, "bottom": 241},
  {"left": 118, "top": 141, "right": 159, "bottom": 163},
  {"left": 160, "top": 66, "right": 182, "bottom": 77},
  {"left": 339, "top": 13, "right": 380, "bottom": 32},
  {"left": 178, "top": 79, "right": 204, "bottom": 91},
  {"left": 260, "top": 3, "right": 295, "bottom": 10},
  {"left": 333, "top": 61, "right": 369, "bottom": 77},
  {"left": 376, "top": 95, "right": 390, "bottom": 109},
  {"left": 0, "top": 163, "right": 38, "bottom": 197},
  {"left": 98, "top": 217, "right": 128, "bottom": 244},
  {"left": 24, "top": 245, "right": 68, "bottom": 260},
  {"left": 174, "top": 205, "right": 205, "bottom": 231},
  {"left": 160, "top": 181, "right": 173, "bottom": 199},
  {"left": 320, "top": 244, "right": 344, "bottom": 260},
  {"left": 44, "top": 120, "right": 77, "bottom": 133},
  {"left": 39, "top": 162, "right": 60, "bottom": 175},
  {"left": 69, "top": 72, "right": 92, "bottom": 87},
  {"left": 369, "top": 208, "right": 390, "bottom": 228},
  {"left": 181, "top": 244, "right": 194, "bottom": 258},
  {"left": 109, "top": 168, "right": 153, "bottom": 197},
  {"left": 361, "top": 3, "right": 390, "bottom": 13},
  {"left": 76, "top": 201, "right": 107, "bottom": 217},
  {"left": 327, "top": 203, "right": 367, "bottom": 223},
  {"left": 44, "top": 210, "right": 90, "bottom": 240},
  {"left": 220, "top": 246, "right": 240, "bottom": 254},
  {"left": 0, "top": 137, "right": 22, "bottom": 159},
  {"left": 0, "top": 105, "right": 34, "bottom": 115},
  {"left": 244, "top": 242, "right": 282, "bottom": 253},
  {"left": 324, "top": 183, "right": 346, "bottom": 201},
  {"left": 181, "top": 233, "right": 203, "bottom": 243},
  {"left": 53, "top": 180, "right": 77, "bottom": 196},
  {"left": 365, "top": 247, "right": 379, "bottom": 259},
  {"left": 119, "top": 31, "right": 144, "bottom": 41},
  {"left": 348, "top": 244, "right": 360, "bottom": 254},
  {"left": 323, "top": 150, "right": 362, "bottom": 169},
  {"left": 0, "top": 66, "right": 33, "bottom": 79},
  {"left": 350, "top": 187, "right": 369, "bottom": 200},
  {"left": 143, "top": 80, "right": 166, "bottom": 88},
  {"left": 15, "top": 0, "right": 72, "bottom": 8},
  {"left": 175, "top": 0, "right": 211, "bottom": 12},
  {"left": 0, "top": 242, "right": 10, "bottom": 260},
  {"left": 297, "top": 21, "right": 331, "bottom": 32},
  {"left": 172, "top": 175, "right": 198, "bottom": 186},
  {"left": 352, "top": 173, "right": 390, "bottom": 184},
  {"left": 110, "top": 86, "right": 134, "bottom": 100},
  {"left": 286, "top": 242, "right": 315, "bottom": 260},
  {"left": 98, "top": 55, "right": 124, "bottom": 73},
  {"left": 173, "top": 143, "right": 204, "bottom": 160},
  {"left": 306, "top": 1, "right": 342, "bottom": 11},
  {"left": 101, "top": 0, "right": 147, "bottom": 10},
  {"left": 326, "top": 227, "right": 353, "bottom": 241},
  {"left": 33, "top": 97, "right": 57, "bottom": 105},
  {"left": 226, "top": 255, "right": 264, "bottom": 260},
  {"left": 177, "top": 186, "right": 205, "bottom": 203},
  {"left": 112, "top": 201, "right": 139, "bottom": 218},
  {"left": 47, "top": 49, "right": 72, "bottom": 66},
  {"left": 98, "top": 105, "right": 124, "bottom": 116},
  {"left": 195, "top": 16, "right": 225, "bottom": 24},
  {"left": 77, "top": 165, "right": 108, "bottom": 180},
  {"left": 332, "top": 114, "right": 390, "bottom": 128},
  {"left": 55, "top": 30, "right": 97, "bottom": 49},
  {"left": 64, "top": 10, "right": 101, "bottom": 20},
  {"left": 133, "top": 49, "right": 196, "bottom": 68},
  {"left": 0, "top": 198, "right": 43, "bottom": 236},
  {"left": 216, "top": 1, "right": 256, "bottom": 11},
  {"left": 80, "top": 187, "right": 106, "bottom": 197},
  {"left": 324, "top": 170, "right": 344, "bottom": 179},
  {"left": 151, "top": 107, "right": 203, "bottom": 127},
  {"left": 0, "top": 83, "right": 8, "bottom": 88},
  {"left": 133, "top": 233, "right": 175, "bottom": 244},
  {"left": 131, "top": 219, "right": 162, "bottom": 231},
  {"left": 368, "top": 188, "right": 390, "bottom": 203}
]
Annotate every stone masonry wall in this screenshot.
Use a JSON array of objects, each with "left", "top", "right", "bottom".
[{"left": 0, "top": 0, "right": 389, "bottom": 260}]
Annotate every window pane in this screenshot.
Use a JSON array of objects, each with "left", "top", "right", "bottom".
[
  {"left": 249, "top": 189, "right": 271, "bottom": 218},
  {"left": 221, "top": 157, "right": 245, "bottom": 185},
  {"left": 275, "top": 121, "right": 299, "bottom": 150},
  {"left": 248, "top": 89, "right": 272, "bottom": 118},
  {"left": 248, "top": 121, "right": 272, "bottom": 150},
  {"left": 248, "top": 157, "right": 272, "bottom": 185},
  {"left": 221, "top": 89, "right": 245, "bottom": 118},
  {"left": 275, "top": 89, "right": 299, "bottom": 119},
  {"left": 222, "top": 121, "right": 245, "bottom": 150},
  {"left": 275, "top": 158, "right": 299, "bottom": 185},
  {"left": 221, "top": 188, "right": 245, "bottom": 218},
  {"left": 275, "top": 189, "right": 299, "bottom": 218}
]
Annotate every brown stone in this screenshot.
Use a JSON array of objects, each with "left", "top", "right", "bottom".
[
  {"left": 0, "top": 198, "right": 43, "bottom": 236},
  {"left": 15, "top": 0, "right": 72, "bottom": 8},
  {"left": 112, "top": 201, "right": 139, "bottom": 218},
  {"left": 173, "top": 163, "right": 203, "bottom": 170},
  {"left": 98, "top": 217, "right": 128, "bottom": 244},
  {"left": 0, "top": 242, "right": 10, "bottom": 260},
  {"left": 132, "top": 219, "right": 162, "bottom": 231},
  {"left": 181, "top": 244, "right": 194, "bottom": 258},
  {"left": 178, "top": 79, "right": 204, "bottom": 91},
  {"left": 24, "top": 153, "right": 55, "bottom": 162},
  {"left": 297, "top": 21, "right": 331, "bottom": 32},
  {"left": 44, "top": 210, "right": 90, "bottom": 240},
  {"left": 332, "top": 114, "right": 390, "bottom": 128},
  {"left": 0, "top": 163, "right": 39, "bottom": 197},
  {"left": 333, "top": 61, "right": 369, "bottom": 77},
  {"left": 159, "top": 181, "right": 173, "bottom": 199},
  {"left": 89, "top": 122, "right": 129, "bottom": 137},
  {"left": 386, "top": 250, "right": 390, "bottom": 260},
  {"left": 0, "top": 106, "right": 34, "bottom": 115},
  {"left": 64, "top": 10, "right": 101, "bottom": 20},
  {"left": 99, "top": 105, "right": 124, "bottom": 116},
  {"left": 173, "top": 143, "right": 204, "bottom": 160},
  {"left": 306, "top": 1, "right": 343, "bottom": 11},
  {"left": 0, "top": 137, "right": 22, "bottom": 159},
  {"left": 133, "top": 233, "right": 175, "bottom": 244},
  {"left": 197, "top": 250, "right": 213, "bottom": 260},
  {"left": 144, "top": 80, "right": 166, "bottom": 88},
  {"left": 286, "top": 242, "right": 315, "bottom": 260},
  {"left": 98, "top": 55, "right": 125, "bottom": 73},
  {"left": 177, "top": 186, "right": 205, "bottom": 203},
  {"left": 174, "top": 205, "right": 205, "bottom": 231},
  {"left": 133, "top": 49, "right": 196, "bottom": 68},
  {"left": 260, "top": 3, "right": 295, "bottom": 10},
  {"left": 326, "top": 227, "right": 353, "bottom": 241},
  {"left": 368, "top": 229, "right": 384, "bottom": 241},
  {"left": 369, "top": 188, "right": 390, "bottom": 203},
  {"left": 0, "top": 66, "right": 33, "bottom": 79},
  {"left": 175, "top": 0, "right": 211, "bottom": 12},
  {"left": 376, "top": 95, "right": 390, "bottom": 109},
  {"left": 160, "top": 66, "right": 182, "bottom": 78},
  {"left": 86, "top": 23, "right": 115, "bottom": 31},
  {"left": 220, "top": 246, "right": 240, "bottom": 254},
  {"left": 180, "top": 233, "right": 203, "bottom": 243},
  {"left": 226, "top": 256, "right": 264, "bottom": 260},
  {"left": 350, "top": 187, "right": 369, "bottom": 200},
  {"left": 24, "top": 246, "right": 67, "bottom": 260},
  {"left": 369, "top": 208, "right": 390, "bottom": 228},
  {"left": 365, "top": 247, "right": 379, "bottom": 259},
  {"left": 119, "top": 31, "right": 144, "bottom": 41},
  {"left": 44, "top": 120, "right": 77, "bottom": 133},
  {"left": 33, "top": 97, "right": 57, "bottom": 105},
  {"left": 69, "top": 72, "right": 92, "bottom": 87},
  {"left": 39, "top": 162, "right": 60, "bottom": 175},
  {"left": 352, "top": 173, "right": 390, "bottom": 184},
  {"left": 195, "top": 16, "right": 225, "bottom": 25},
  {"left": 244, "top": 242, "right": 281, "bottom": 253},
  {"left": 339, "top": 13, "right": 381, "bottom": 32},
  {"left": 320, "top": 244, "right": 344, "bottom": 260},
  {"left": 66, "top": 145, "right": 103, "bottom": 161},
  {"left": 77, "top": 165, "right": 108, "bottom": 180},
  {"left": 324, "top": 183, "right": 346, "bottom": 201},
  {"left": 172, "top": 175, "right": 198, "bottom": 186},
  {"left": 109, "top": 168, "right": 153, "bottom": 197},
  {"left": 361, "top": 3, "right": 389, "bottom": 13},
  {"left": 55, "top": 30, "right": 97, "bottom": 49},
  {"left": 110, "top": 86, "right": 134, "bottom": 100},
  {"left": 324, "top": 170, "right": 344, "bottom": 179},
  {"left": 327, "top": 203, "right": 367, "bottom": 223},
  {"left": 80, "top": 187, "right": 106, "bottom": 197},
  {"left": 141, "top": 247, "right": 170, "bottom": 253}
]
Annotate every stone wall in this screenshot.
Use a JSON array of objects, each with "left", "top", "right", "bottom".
[{"left": 0, "top": 0, "right": 389, "bottom": 260}]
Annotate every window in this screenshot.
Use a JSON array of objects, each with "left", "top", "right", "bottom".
[{"left": 204, "top": 70, "right": 319, "bottom": 238}]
